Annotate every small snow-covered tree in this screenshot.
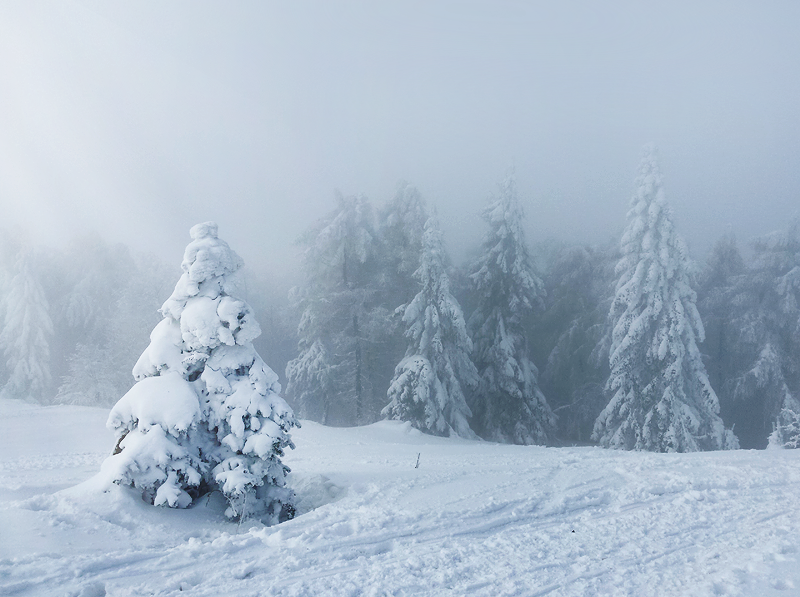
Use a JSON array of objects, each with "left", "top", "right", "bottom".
[
  {"left": 286, "top": 193, "right": 385, "bottom": 424},
  {"left": 770, "top": 408, "right": 800, "bottom": 449},
  {"left": 102, "top": 222, "right": 298, "bottom": 523},
  {"left": 592, "top": 146, "right": 738, "bottom": 452},
  {"left": 383, "top": 215, "right": 478, "bottom": 438},
  {"left": 57, "top": 344, "right": 122, "bottom": 406},
  {"left": 285, "top": 323, "right": 337, "bottom": 424},
  {"left": 0, "top": 247, "right": 53, "bottom": 402},
  {"left": 467, "top": 175, "right": 555, "bottom": 445}
]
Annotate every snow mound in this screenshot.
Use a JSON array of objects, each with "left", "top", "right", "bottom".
[{"left": 2, "top": 400, "right": 800, "bottom": 597}]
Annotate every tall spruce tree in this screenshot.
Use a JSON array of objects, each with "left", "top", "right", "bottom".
[
  {"left": 378, "top": 182, "right": 428, "bottom": 301},
  {"left": 373, "top": 183, "right": 430, "bottom": 403},
  {"left": 286, "top": 193, "right": 384, "bottom": 425},
  {"left": 593, "top": 146, "right": 738, "bottom": 452},
  {"left": 0, "top": 247, "right": 53, "bottom": 402},
  {"left": 697, "top": 232, "right": 748, "bottom": 440},
  {"left": 468, "top": 174, "right": 555, "bottom": 445},
  {"left": 383, "top": 215, "right": 478, "bottom": 437},
  {"left": 723, "top": 221, "right": 800, "bottom": 447},
  {"left": 537, "top": 243, "right": 617, "bottom": 443}
]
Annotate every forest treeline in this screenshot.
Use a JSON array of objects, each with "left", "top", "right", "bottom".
[{"left": 1, "top": 150, "right": 798, "bottom": 451}]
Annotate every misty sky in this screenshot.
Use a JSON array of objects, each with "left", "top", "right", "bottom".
[{"left": 1, "top": 0, "right": 798, "bottom": 275}]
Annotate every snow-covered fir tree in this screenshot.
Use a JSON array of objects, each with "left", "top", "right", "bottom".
[
  {"left": 55, "top": 248, "right": 174, "bottom": 407},
  {"left": 467, "top": 174, "right": 555, "bottom": 445},
  {"left": 696, "top": 231, "right": 748, "bottom": 440},
  {"left": 593, "top": 146, "right": 738, "bottom": 452},
  {"left": 770, "top": 408, "right": 800, "bottom": 449},
  {"left": 0, "top": 246, "right": 53, "bottom": 402},
  {"left": 536, "top": 243, "right": 618, "bottom": 443},
  {"left": 722, "top": 221, "right": 800, "bottom": 448},
  {"left": 246, "top": 273, "right": 298, "bottom": 393},
  {"left": 383, "top": 215, "right": 478, "bottom": 437},
  {"left": 374, "top": 183, "right": 431, "bottom": 406},
  {"left": 60, "top": 236, "right": 135, "bottom": 336},
  {"left": 378, "top": 182, "right": 428, "bottom": 303},
  {"left": 286, "top": 193, "right": 387, "bottom": 425},
  {"left": 102, "top": 222, "right": 298, "bottom": 523}
]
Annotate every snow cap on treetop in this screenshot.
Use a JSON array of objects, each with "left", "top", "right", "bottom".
[
  {"left": 190, "top": 221, "right": 218, "bottom": 240},
  {"left": 641, "top": 141, "right": 657, "bottom": 156},
  {"left": 158, "top": 223, "right": 246, "bottom": 322},
  {"left": 181, "top": 222, "right": 244, "bottom": 282}
]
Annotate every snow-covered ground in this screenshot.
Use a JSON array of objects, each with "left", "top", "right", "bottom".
[{"left": 1, "top": 398, "right": 799, "bottom": 597}]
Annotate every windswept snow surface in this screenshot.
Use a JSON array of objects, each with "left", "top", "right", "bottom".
[{"left": 1, "top": 398, "right": 799, "bottom": 596}]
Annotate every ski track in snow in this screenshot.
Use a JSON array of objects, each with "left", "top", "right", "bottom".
[{"left": 1, "top": 400, "right": 799, "bottom": 596}]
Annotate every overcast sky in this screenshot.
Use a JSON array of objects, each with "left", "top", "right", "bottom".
[{"left": 1, "top": 0, "right": 798, "bottom": 276}]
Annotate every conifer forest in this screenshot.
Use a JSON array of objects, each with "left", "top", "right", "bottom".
[{"left": 2, "top": 148, "right": 797, "bottom": 452}]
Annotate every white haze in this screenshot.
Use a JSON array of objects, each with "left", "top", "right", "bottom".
[{"left": 1, "top": 0, "right": 799, "bottom": 273}]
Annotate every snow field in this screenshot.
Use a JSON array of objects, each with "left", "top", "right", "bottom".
[{"left": 1, "top": 399, "right": 799, "bottom": 596}]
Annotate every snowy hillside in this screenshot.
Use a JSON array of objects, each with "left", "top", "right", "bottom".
[{"left": 1, "top": 398, "right": 799, "bottom": 597}]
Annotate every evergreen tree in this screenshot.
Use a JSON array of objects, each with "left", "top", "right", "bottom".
[
  {"left": 468, "top": 174, "right": 555, "bottom": 445},
  {"left": 536, "top": 243, "right": 617, "bottom": 443},
  {"left": 593, "top": 146, "right": 738, "bottom": 452},
  {"left": 770, "top": 407, "right": 800, "bottom": 449},
  {"left": 378, "top": 182, "right": 428, "bottom": 303},
  {"left": 697, "top": 231, "right": 747, "bottom": 439},
  {"left": 0, "top": 247, "right": 53, "bottom": 402},
  {"left": 286, "top": 193, "right": 383, "bottom": 425},
  {"left": 60, "top": 236, "right": 135, "bottom": 336},
  {"left": 56, "top": 251, "right": 174, "bottom": 406},
  {"left": 247, "top": 272, "right": 298, "bottom": 398},
  {"left": 0, "top": 233, "right": 16, "bottom": 327},
  {"left": 374, "top": 182, "right": 431, "bottom": 408},
  {"left": 383, "top": 215, "right": 478, "bottom": 437},
  {"left": 722, "top": 221, "right": 800, "bottom": 447},
  {"left": 103, "top": 222, "right": 298, "bottom": 523}
]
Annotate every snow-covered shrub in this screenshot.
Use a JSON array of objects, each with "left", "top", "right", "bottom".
[
  {"left": 102, "top": 222, "right": 298, "bottom": 523},
  {"left": 769, "top": 408, "right": 800, "bottom": 449}
]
